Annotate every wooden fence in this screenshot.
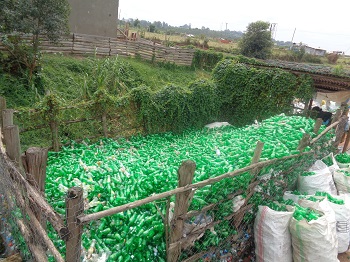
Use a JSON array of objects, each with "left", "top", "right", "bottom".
[
  {"left": 0, "top": 33, "right": 195, "bottom": 66},
  {"left": 0, "top": 93, "right": 349, "bottom": 261}
]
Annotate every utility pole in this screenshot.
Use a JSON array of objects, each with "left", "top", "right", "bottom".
[
  {"left": 269, "top": 23, "right": 277, "bottom": 39},
  {"left": 290, "top": 28, "right": 296, "bottom": 49},
  {"left": 291, "top": 28, "right": 296, "bottom": 43}
]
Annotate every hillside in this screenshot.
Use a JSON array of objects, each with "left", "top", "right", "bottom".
[{"left": 0, "top": 54, "right": 210, "bottom": 108}]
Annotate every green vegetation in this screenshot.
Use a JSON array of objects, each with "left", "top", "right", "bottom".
[
  {"left": 1, "top": 54, "right": 210, "bottom": 108},
  {"left": 212, "top": 58, "right": 314, "bottom": 125},
  {"left": 0, "top": 0, "right": 70, "bottom": 82},
  {"left": 1, "top": 52, "right": 315, "bottom": 151},
  {"left": 238, "top": 21, "right": 274, "bottom": 59}
]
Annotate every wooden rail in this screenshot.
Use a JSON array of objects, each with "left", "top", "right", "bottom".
[{"left": 0, "top": 33, "right": 195, "bottom": 66}]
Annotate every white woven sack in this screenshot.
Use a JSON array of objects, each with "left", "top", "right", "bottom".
[
  {"left": 328, "top": 194, "right": 350, "bottom": 253},
  {"left": 322, "top": 153, "right": 340, "bottom": 174},
  {"left": 291, "top": 198, "right": 338, "bottom": 262},
  {"left": 283, "top": 191, "right": 301, "bottom": 203},
  {"left": 254, "top": 205, "right": 294, "bottom": 262},
  {"left": 334, "top": 168, "right": 350, "bottom": 193},
  {"left": 298, "top": 160, "right": 337, "bottom": 195}
]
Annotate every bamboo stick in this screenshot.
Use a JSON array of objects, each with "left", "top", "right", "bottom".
[
  {"left": 310, "top": 120, "right": 340, "bottom": 144},
  {"left": 0, "top": 96, "right": 6, "bottom": 129}
]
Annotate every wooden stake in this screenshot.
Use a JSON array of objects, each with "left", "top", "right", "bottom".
[
  {"left": 334, "top": 115, "right": 348, "bottom": 148},
  {"left": 250, "top": 140, "right": 264, "bottom": 175},
  {"left": 23, "top": 147, "right": 48, "bottom": 192},
  {"left": 297, "top": 133, "right": 311, "bottom": 152},
  {"left": 23, "top": 147, "right": 49, "bottom": 229},
  {"left": 165, "top": 197, "right": 171, "bottom": 262},
  {"left": 331, "top": 109, "right": 342, "bottom": 125},
  {"left": 251, "top": 141, "right": 264, "bottom": 165},
  {"left": 313, "top": 118, "right": 323, "bottom": 134},
  {"left": 49, "top": 121, "right": 60, "bottom": 152},
  {"left": 169, "top": 160, "right": 196, "bottom": 262},
  {"left": 2, "top": 109, "right": 13, "bottom": 128},
  {"left": 342, "top": 129, "right": 350, "bottom": 153},
  {"left": 3, "top": 125, "right": 23, "bottom": 173},
  {"left": 0, "top": 96, "right": 6, "bottom": 129},
  {"left": 65, "top": 187, "right": 84, "bottom": 262},
  {"left": 102, "top": 112, "right": 108, "bottom": 137}
]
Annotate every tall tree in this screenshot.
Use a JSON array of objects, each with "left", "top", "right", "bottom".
[
  {"left": 0, "top": 0, "right": 70, "bottom": 80},
  {"left": 239, "top": 21, "right": 273, "bottom": 59}
]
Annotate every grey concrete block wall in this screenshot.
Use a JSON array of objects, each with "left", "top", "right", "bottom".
[{"left": 68, "top": 0, "right": 119, "bottom": 37}]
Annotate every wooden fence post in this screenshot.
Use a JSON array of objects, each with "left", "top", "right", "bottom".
[
  {"left": 334, "top": 115, "right": 348, "bottom": 149},
  {"left": 3, "top": 125, "right": 24, "bottom": 175},
  {"left": 332, "top": 109, "right": 342, "bottom": 125},
  {"left": 313, "top": 118, "right": 323, "bottom": 134},
  {"left": 108, "top": 37, "right": 111, "bottom": 56},
  {"left": 102, "top": 112, "right": 108, "bottom": 138},
  {"left": 22, "top": 147, "right": 49, "bottom": 228},
  {"left": 50, "top": 121, "right": 60, "bottom": 152},
  {"left": 297, "top": 133, "right": 311, "bottom": 152},
  {"left": 232, "top": 141, "right": 264, "bottom": 228},
  {"left": 251, "top": 141, "right": 264, "bottom": 165},
  {"left": 0, "top": 96, "right": 6, "bottom": 128},
  {"left": 71, "top": 33, "right": 75, "bottom": 54},
  {"left": 342, "top": 129, "right": 350, "bottom": 153},
  {"left": 66, "top": 187, "right": 84, "bottom": 262},
  {"left": 2, "top": 109, "right": 14, "bottom": 127},
  {"left": 169, "top": 160, "right": 196, "bottom": 262}
]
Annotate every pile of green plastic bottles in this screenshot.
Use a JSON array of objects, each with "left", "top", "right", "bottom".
[
  {"left": 44, "top": 114, "right": 323, "bottom": 260},
  {"left": 300, "top": 171, "right": 316, "bottom": 177},
  {"left": 293, "top": 205, "right": 322, "bottom": 222},
  {"left": 315, "top": 191, "right": 345, "bottom": 205},
  {"left": 335, "top": 153, "right": 350, "bottom": 164},
  {"left": 337, "top": 170, "right": 350, "bottom": 177}
]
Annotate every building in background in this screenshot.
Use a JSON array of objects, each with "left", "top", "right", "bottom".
[
  {"left": 291, "top": 43, "right": 326, "bottom": 56},
  {"left": 68, "top": 0, "right": 119, "bottom": 37}
]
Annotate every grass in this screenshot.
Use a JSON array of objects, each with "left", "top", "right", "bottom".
[
  {"left": 1, "top": 53, "right": 210, "bottom": 108},
  {"left": 131, "top": 29, "right": 240, "bottom": 53},
  {"left": 1, "top": 53, "right": 211, "bottom": 150}
]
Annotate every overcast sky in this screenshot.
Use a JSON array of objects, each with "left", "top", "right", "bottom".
[{"left": 119, "top": 0, "right": 350, "bottom": 54}]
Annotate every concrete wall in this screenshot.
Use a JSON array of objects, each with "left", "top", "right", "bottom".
[
  {"left": 305, "top": 46, "right": 326, "bottom": 56},
  {"left": 68, "top": 0, "right": 119, "bottom": 37}
]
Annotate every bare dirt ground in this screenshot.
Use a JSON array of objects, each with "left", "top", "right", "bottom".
[{"left": 339, "top": 250, "right": 350, "bottom": 262}]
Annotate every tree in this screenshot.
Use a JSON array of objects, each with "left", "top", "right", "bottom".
[
  {"left": 133, "top": 18, "right": 140, "bottom": 28},
  {"left": 0, "top": 0, "right": 70, "bottom": 80},
  {"left": 238, "top": 21, "right": 273, "bottom": 59}
]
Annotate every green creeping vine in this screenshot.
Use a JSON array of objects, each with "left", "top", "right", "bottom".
[
  {"left": 212, "top": 59, "right": 314, "bottom": 126},
  {"left": 131, "top": 79, "right": 219, "bottom": 134}
]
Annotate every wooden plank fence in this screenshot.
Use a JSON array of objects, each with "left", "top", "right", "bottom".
[
  {"left": 0, "top": 94, "right": 349, "bottom": 261},
  {"left": 0, "top": 33, "right": 195, "bottom": 66}
]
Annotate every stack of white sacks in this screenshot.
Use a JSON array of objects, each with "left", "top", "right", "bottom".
[{"left": 254, "top": 153, "right": 350, "bottom": 262}]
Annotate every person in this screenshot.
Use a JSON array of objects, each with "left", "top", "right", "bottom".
[{"left": 312, "top": 106, "right": 333, "bottom": 126}]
